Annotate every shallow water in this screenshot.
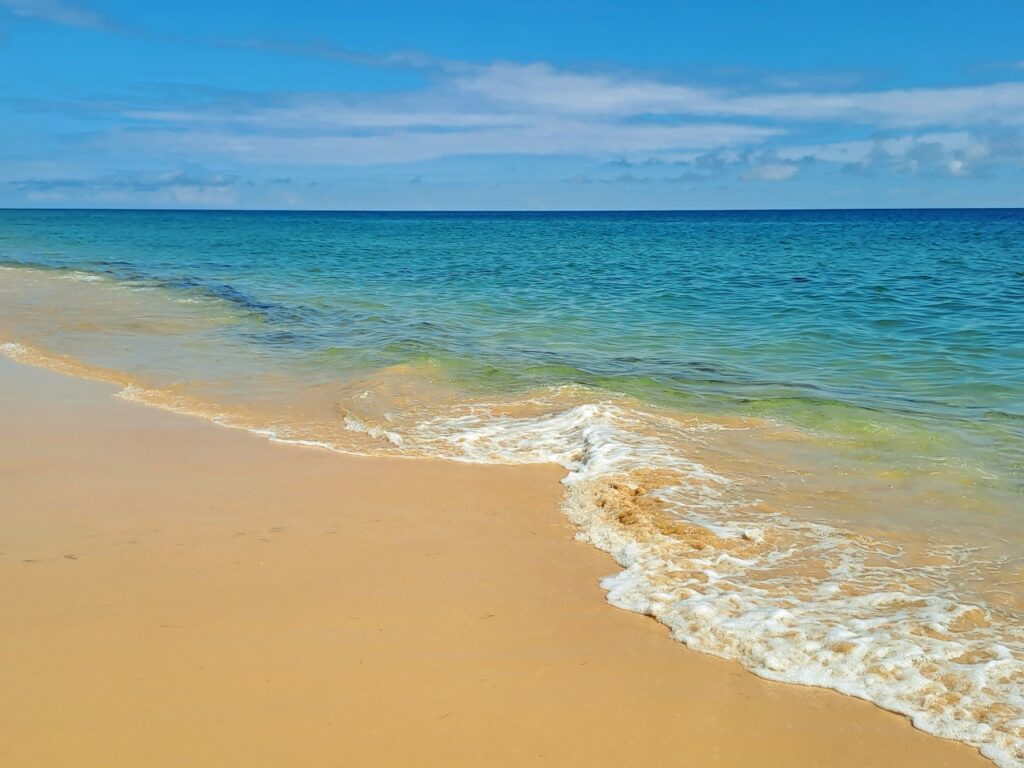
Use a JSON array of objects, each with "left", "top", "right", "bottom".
[{"left": 1, "top": 209, "right": 1022, "bottom": 766}]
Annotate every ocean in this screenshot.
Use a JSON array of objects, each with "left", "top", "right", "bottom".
[{"left": 1, "top": 208, "right": 1022, "bottom": 766}]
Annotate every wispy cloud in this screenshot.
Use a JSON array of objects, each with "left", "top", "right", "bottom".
[
  {"left": 13, "top": 66, "right": 785, "bottom": 165},
  {"left": 219, "top": 37, "right": 443, "bottom": 71},
  {"left": 836, "top": 128, "right": 1024, "bottom": 178},
  {"left": 741, "top": 162, "right": 800, "bottom": 182},
  {"left": 9, "top": 170, "right": 239, "bottom": 205},
  {"left": 22, "top": 62, "right": 1023, "bottom": 169},
  {"left": 87, "top": 60, "right": 1024, "bottom": 163},
  {"left": 0, "top": 0, "right": 114, "bottom": 30},
  {"left": 596, "top": 149, "right": 807, "bottom": 184},
  {"left": 7, "top": 46, "right": 1024, "bottom": 199},
  {"left": 111, "top": 120, "right": 779, "bottom": 166},
  {"left": 452, "top": 61, "right": 1024, "bottom": 128}
]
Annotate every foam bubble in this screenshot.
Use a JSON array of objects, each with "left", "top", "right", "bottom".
[
  {"left": 4, "top": 337, "right": 1021, "bottom": 766},
  {"left": 400, "top": 398, "right": 1024, "bottom": 768}
]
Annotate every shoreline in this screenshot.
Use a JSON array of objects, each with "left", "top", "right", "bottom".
[{"left": 0, "top": 356, "right": 993, "bottom": 767}]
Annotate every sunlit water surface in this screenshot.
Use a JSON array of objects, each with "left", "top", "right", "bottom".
[{"left": 1, "top": 209, "right": 1022, "bottom": 766}]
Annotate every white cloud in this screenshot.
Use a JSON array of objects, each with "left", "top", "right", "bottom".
[
  {"left": 10, "top": 170, "right": 238, "bottom": 206},
  {"left": 728, "top": 82, "right": 1024, "bottom": 127},
  {"left": 741, "top": 163, "right": 799, "bottom": 181},
  {"left": 0, "top": 0, "right": 112, "bottom": 29},
  {"left": 12, "top": 50, "right": 1024, "bottom": 180},
  {"left": 780, "top": 129, "right": 1024, "bottom": 178},
  {"left": 451, "top": 62, "right": 719, "bottom": 115},
  {"left": 100, "top": 61, "right": 1024, "bottom": 171},
  {"left": 450, "top": 61, "right": 1024, "bottom": 127},
  {"left": 776, "top": 132, "right": 975, "bottom": 163},
  {"left": 119, "top": 121, "right": 779, "bottom": 166}
]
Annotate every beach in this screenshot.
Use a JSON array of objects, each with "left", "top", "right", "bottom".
[
  {"left": 1, "top": 209, "right": 1022, "bottom": 766},
  {"left": 0, "top": 355, "right": 995, "bottom": 767},
  {"left": 3, "top": 0, "right": 1023, "bottom": 760}
]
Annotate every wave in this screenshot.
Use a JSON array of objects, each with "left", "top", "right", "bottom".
[
  {"left": 2, "top": 340, "right": 1022, "bottom": 767},
  {"left": 330, "top": 383, "right": 1024, "bottom": 768}
]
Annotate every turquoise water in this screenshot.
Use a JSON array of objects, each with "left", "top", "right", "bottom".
[
  {"left": 1, "top": 209, "right": 1021, "bottom": 460},
  {"left": 1, "top": 208, "right": 1023, "bottom": 765}
]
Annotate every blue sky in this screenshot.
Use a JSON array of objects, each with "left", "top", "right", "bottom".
[{"left": 2, "top": 0, "right": 1024, "bottom": 210}]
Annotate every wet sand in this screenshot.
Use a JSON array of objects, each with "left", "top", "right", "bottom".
[{"left": 0, "top": 357, "right": 991, "bottom": 767}]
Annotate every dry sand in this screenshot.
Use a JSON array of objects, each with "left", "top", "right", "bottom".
[{"left": 0, "top": 357, "right": 991, "bottom": 767}]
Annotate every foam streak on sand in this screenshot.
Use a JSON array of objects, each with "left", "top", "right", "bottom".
[
  {"left": 2, "top": 354, "right": 1000, "bottom": 768},
  {"left": 6, "top": 332, "right": 1020, "bottom": 766},
  {"left": 2, "top": 207, "right": 1023, "bottom": 767},
  {"left": 401, "top": 402, "right": 1024, "bottom": 768}
]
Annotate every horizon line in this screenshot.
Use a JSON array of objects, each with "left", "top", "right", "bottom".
[{"left": 2, "top": 206, "right": 1024, "bottom": 214}]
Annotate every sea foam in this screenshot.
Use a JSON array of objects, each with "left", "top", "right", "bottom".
[
  {"left": 384, "top": 398, "right": 1023, "bottom": 768},
  {"left": 2, "top": 348, "right": 1021, "bottom": 767}
]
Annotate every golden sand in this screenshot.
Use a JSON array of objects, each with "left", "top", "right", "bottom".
[{"left": 0, "top": 357, "right": 991, "bottom": 767}]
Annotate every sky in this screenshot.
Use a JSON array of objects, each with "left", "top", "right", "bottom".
[{"left": 2, "top": 0, "right": 1024, "bottom": 210}]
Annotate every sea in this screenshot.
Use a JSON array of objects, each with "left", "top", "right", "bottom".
[{"left": 1, "top": 208, "right": 1022, "bottom": 766}]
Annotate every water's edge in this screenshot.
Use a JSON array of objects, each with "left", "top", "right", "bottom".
[{"left": 1, "top": 338, "right": 1018, "bottom": 768}]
